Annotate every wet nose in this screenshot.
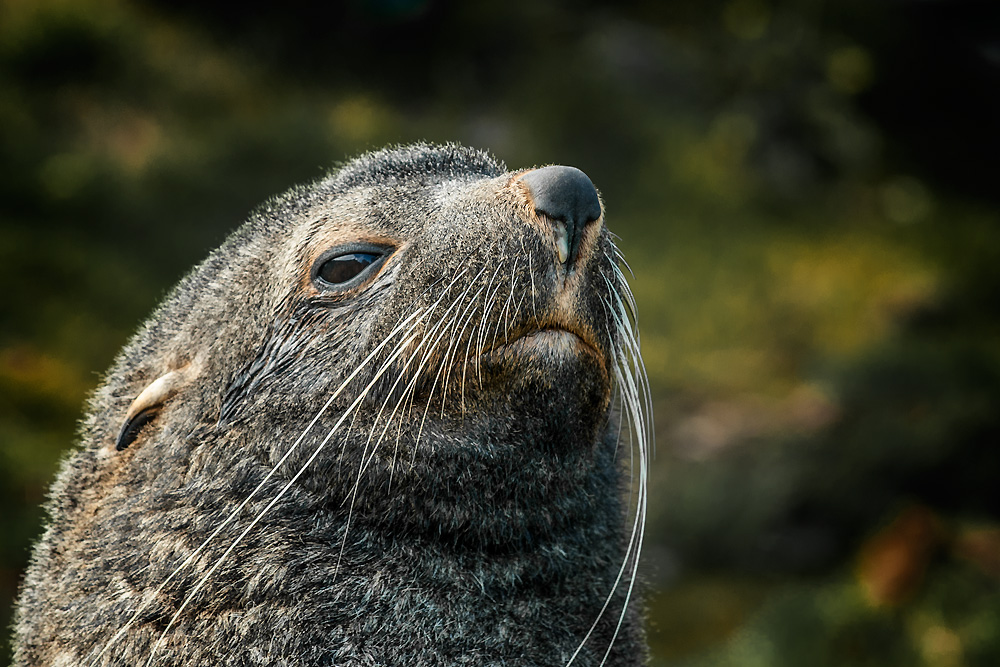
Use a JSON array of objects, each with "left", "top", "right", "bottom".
[{"left": 519, "top": 165, "right": 602, "bottom": 267}]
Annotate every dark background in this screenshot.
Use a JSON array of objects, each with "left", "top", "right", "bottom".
[{"left": 2, "top": 0, "right": 1000, "bottom": 664}]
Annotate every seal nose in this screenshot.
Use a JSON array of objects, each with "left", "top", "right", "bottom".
[{"left": 519, "top": 165, "right": 602, "bottom": 267}]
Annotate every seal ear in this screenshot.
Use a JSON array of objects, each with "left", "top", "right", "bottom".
[{"left": 116, "top": 370, "right": 186, "bottom": 451}]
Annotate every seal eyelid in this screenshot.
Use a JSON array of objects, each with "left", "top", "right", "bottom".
[{"left": 311, "top": 243, "right": 392, "bottom": 291}]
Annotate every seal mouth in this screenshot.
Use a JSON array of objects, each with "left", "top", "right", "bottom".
[{"left": 483, "top": 327, "right": 604, "bottom": 366}]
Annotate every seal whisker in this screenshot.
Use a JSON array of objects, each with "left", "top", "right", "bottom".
[
  {"left": 598, "top": 362, "right": 648, "bottom": 667},
  {"left": 439, "top": 274, "right": 495, "bottom": 415},
  {"left": 489, "top": 261, "right": 518, "bottom": 352},
  {"left": 609, "top": 262, "right": 641, "bottom": 341},
  {"left": 474, "top": 263, "right": 507, "bottom": 386},
  {"left": 605, "top": 267, "right": 652, "bottom": 445},
  {"left": 337, "top": 267, "right": 478, "bottom": 563},
  {"left": 601, "top": 278, "right": 653, "bottom": 665},
  {"left": 436, "top": 271, "right": 491, "bottom": 416},
  {"left": 336, "top": 265, "right": 496, "bottom": 581},
  {"left": 406, "top": 295, "right": 476, "bottom": 467},
  {"left": 605, "top": 274, "right": 654, "bottom": 487},
  {"left": 528, "top": 250, "right": 538, "bottom": 321},
  {"left": 566, "top": 363, "right": 646, "bottom": 667},
  {"left": 503, "top": 264, "right": 517, "bottom": 338},
  {"left": 459, "top": 318, "right": 479, "bottom": 414},
  {"left": 598, "top": 294, "right": 627, "bottom": 459},
  {"left": 565, "top": 268, "right": 652, "bottom": 667},
  {"left": 338, "top": 335, "right": 430, "bottom": 570},
  {"left": 397, "top": 260, "right": 509, "bottom": 474},
  {"left": 357, "top": 266, "right": 485, "bottom": 476}
]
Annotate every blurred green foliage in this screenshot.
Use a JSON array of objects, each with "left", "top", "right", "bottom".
[{"left": 2, "top": 0, "right": 999, "bottom": 664}]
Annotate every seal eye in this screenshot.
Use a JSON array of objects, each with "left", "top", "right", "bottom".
[
  {"left": 319, "top": 253, "right": 379, "bottom": 285},
  {"left": 312, "top": 245, "right": 389, "bottom": 291}
]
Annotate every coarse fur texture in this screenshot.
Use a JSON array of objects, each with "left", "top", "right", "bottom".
[{"left": 11, "top": 143, "right": 652, "bottom": 666}]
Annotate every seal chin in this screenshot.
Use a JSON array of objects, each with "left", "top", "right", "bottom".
[{"left": 471, "top": 327, "right": 611, "bottom": 452}]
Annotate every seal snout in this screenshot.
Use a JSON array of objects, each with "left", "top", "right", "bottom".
[{"left": 518, "top": 165, "right": 602, "bottom": 268}]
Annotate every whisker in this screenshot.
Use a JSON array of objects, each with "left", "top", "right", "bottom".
[
  {"left": 489, "top": 261, "right": 518, "bottom": 352},
  {"left": 336, "top": 268, "right": 477, "bottom": 569},
  {"left": 566, "top": 264, "right": 653, "bottom": 667},
  {"left": 475, "top": 264, "right": 507, "bottom": 387},
  {"left": 358, "top": 269, "right": 482, "bottom": 476},
  {"left": 437, "top": 272, "right": 490, "bottom": 417}
]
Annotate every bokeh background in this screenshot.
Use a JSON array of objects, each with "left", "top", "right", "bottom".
[{"left": 2, "top": 0, "right": 1000, "bottom": 663}]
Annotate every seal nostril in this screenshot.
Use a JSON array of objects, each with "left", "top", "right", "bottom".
[{"left": 518, "top": 165, "right": 602, "bottom": 267}]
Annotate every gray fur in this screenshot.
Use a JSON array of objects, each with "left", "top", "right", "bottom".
[{"left": 12, "top": 143, "right": 650, "bottom": 666}]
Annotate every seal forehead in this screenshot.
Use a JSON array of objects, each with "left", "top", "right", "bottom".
[
  {"left": 302, "top": 185, "right": 431, "bottom": 249},
  {"left": 326, "top": 142, "right": 506, "bottom": 193}
]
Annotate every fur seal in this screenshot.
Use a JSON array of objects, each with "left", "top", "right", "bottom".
[{"left": 11, "top": 143, "right": 651, "bottom": 666}]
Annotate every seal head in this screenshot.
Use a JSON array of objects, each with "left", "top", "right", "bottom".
[{"left": 12, "top": 143, "right": 650, "bottom": 667}]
